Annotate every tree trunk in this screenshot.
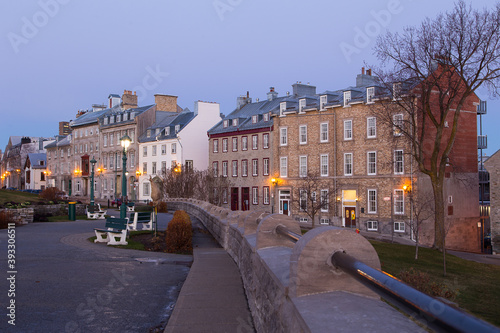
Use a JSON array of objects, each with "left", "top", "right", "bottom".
[
  {"left": 431, "top": 176, "right": 445, "bottom": 250},
  {"left": 415, "top": 234, "right": 419, "bottom": 260}
]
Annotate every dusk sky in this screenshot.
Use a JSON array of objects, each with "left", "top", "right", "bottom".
[{"left": 1, "top": 0, "right": 498, "bottom": 155}]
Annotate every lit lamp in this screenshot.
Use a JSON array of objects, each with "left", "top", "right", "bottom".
[
  {"left": 120, "top": 134, "right": 131, "bottom": 218},
  {"left": 90, "top": 157, "right": 97, "bottom": 208},
  {"left": 136, "top": 170, "right": 142, "bottom": 177},
  {"left": 271, "top": 178, "right": 278, "bottom": 213},
  {"left": 271, "top": 178, "right": 277, "bottom": 186}
]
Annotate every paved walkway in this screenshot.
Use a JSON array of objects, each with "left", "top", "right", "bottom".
[{"left": 165, "top": 217, "right": 255, "bottom": 333}]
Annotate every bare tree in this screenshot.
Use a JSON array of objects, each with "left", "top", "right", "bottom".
[
  {"left": 194, "top": 168, "right": 233, "bottom": 207},
  {"left": 371, "top": 0, "right": 500, "bottom": 250},
  {"left": 406, "top": 187, "right": 435, "bottom": 260},
  {"left": 293, "top": 172, "right": 335, "bottom": 228}
]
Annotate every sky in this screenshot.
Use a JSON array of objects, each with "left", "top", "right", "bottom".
[{"left": 1, "top": 0, "right": 498, "bottom": 156}]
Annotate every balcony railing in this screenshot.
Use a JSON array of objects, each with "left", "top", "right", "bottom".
[
  {"left": 477, "top": 100, "right": 487, "bottom": 115},
  {"left": 478, "top": 135, "right": 488, "bottom": 149}
]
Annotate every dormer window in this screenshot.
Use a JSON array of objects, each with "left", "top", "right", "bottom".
[
  {"left": 123, "top": 113, "right": 128, "bottom": 121},
  {"left": 103, "top": 117, "right": 108, "bottom": 125},
  {"left": 299, "top": 99, "right": 306, "bottom": 113},
  {"left": 130, "top": 112, "right": 136, "bottom": 119},
  {"left": 252, "top": 115, "right": 258, "bottom": 124},
  {"left": 223, "top": 120, "right": 229, "bottom": 128},
  {"left": 263, "top": 112, "right": 269, "bottom": 122},
  {"left": 175, "top": 125, "right": 180, "bottom": 133},
  {"left": 393, "top": 83, "right": 402, "bottom": 100},
  {"left": 320, "top": 95, "right": 327, "bottom": 111},
  {"left": 155, "top": 128, "right": 160, "bottom": 136},
  {"left": 110, "top": 116, "right": 115, "bottom": 124},
  {"left": 232, "top": 119, "right": 238, "bottom": 127},
  {"left": 280, "top": 102, "right": 286, "bottom": 116},
  {"left": 165, "top": 127, "right": 170, "bottom": 136},
  {"left": 147, "top": 129, "right": 151, "bottom": 137},
  {"left": 116, "top": 115, "right": 121, "bottom": 122},
  {"left": 367, "top": 87, "right": 375, "bottom": 104},
  {"left": 344, "top": 91, "right": 351, "bottom": 106}
]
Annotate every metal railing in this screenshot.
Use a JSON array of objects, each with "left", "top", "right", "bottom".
[{"left": 275, "top": 224, "right": 500, "bottom": 333}]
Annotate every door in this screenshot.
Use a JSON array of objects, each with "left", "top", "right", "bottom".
[
  {"left": 241, "top": 187, "right": 250, "bottom": 211},
  {"left": 279, "top": 190, "right": 291, "bottom": 215},
  {"left": 231, "top": 187, "right": 239, "bottom": 211},
  {"left": 344, "top": 207, "right": 356, "bottom": 228}
]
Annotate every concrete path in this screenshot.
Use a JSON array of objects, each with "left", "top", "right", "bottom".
[
  {"left": 165, "top": 217, "right": 255, "bottom": 333},
  {"left": 0, "top": 211, "right": 192, "bottom": 333}
]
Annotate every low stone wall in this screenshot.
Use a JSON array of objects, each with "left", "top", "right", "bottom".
[
  {"left": 167, "top": 199, "right": 422, "bottom": 333},
  {"left": 1, "top": 204, "right": 87, "bottom": 224},
  {"left": 0, "top": 208, "right": 34, "bottom": 224}
]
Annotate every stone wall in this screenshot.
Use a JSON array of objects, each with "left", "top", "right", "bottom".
[
  {"left": 0, "top": 208, "right": 34, "bottom": 224},
  {"left": 166, "top": 198, "right": 423, "bottom": 332}
]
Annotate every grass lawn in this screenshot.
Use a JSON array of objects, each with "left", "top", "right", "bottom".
[
  {"left": 88, "top": 230, "right": 151, "bottom": 251},
  {"left": 0, "top": 189, "right": 41, "bottom": 205},
  {"left": 47, "top": 215, "right": 88, "bottom": 222},
  {"left": 370, "top": 240, "right": 500, "bottom": 327}
]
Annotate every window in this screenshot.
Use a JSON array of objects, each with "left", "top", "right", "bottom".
[
  {"left": 143, "top": 162, "right": 147, "bottom": 174},
  {"left": 263, "top": 133, "right": 269, "bottom": 149},
  {"left": 161, "top": 161, "right": 166, "bottom": 172},
  {"left": 143, "top": 146, "right": 147, "bottom": 157},
  {"left": 85, "top": 144, "right": 88, "bottom": 152},
  {"left": 223, "top": 120, "right": 229, "bottom": 128},
  {"left": 213, "top": 140, "right": 218, "bottom": 153},
  {"left": 103, "top": 135, "right": 107, "bottom": 147},
  {"left": 367, "top": 221, "right": 378, "bottom": 231},
  {"left": 320, "top": 218, "right": 330, "bottom": 225},
  {"left": 222, "top": 188, "right": 228, "bottom": 204},
  {"left": 263, "top": 186, "right": 270, "bottom": 205},
  {"left": 252, "top": 159, "right": 258, "bottom": 176},
  {"left": 130, "top": 130, "right": 135, "bottom": 143},
  {"left": 263, "top": 112, "right": 269, "bottom": 122},
  {"left": 394, "top": 189, "right": 404, "bottom": 214},
  {"left": 252, "top": 187, "right": 258, "bottom": 204},
  {"left": 213, "top": 162, "right": 218, "bottom": 177},
  {"left": 300, "top": 190, "right": 307, "bottom": 211},
  {"left": 143, "top": 182, "right": 150, "bottom": 196},
  {"left": 367, "top": 151, "right": 377, "bottom": 175},
  {"left": 393, "top": 82, "right": 402, "bottom": 100},
  {"left": 280, "top": 102, "right": 286, "bottom": 116},
  {"left": 344, "top": 153, "right": 353, "bottom": 176},
  {"left": 232, "top": 119, "right": 238, "bottom": 127},
  {"left": 299, "top": 125, "right": 307, "bottom": 144},
  {"left": 109, "top": 155, "right": 114, "bottom": 169},
  {"left": 165, "top": 127, "right": 170, "bottom": 136},
  {"left": 299, "top": 99, "right": 306, "bottom": 112},
  {"left": 367, "top": 117, "right": 376, "bottom": 138},
  {"left": 263, "top": 158, "right": 269, "bottom": 176},
  {"left": 368, "top": 189, "right": 377, "bottom": 213},
  {"left": 103, "top": 155, "right": 107, "bottom": 169},
  {"left": 299, "top": 156, "right": 307, "bottom": 177},
  {"left": 242, "top": 136, "right": 248, "bottom": 150},
  {"left": 232, "top": 137, "right": 238, "bottom": 151},
  {"left": 252, "top": 115, "right": 258, "bottom": 124},
  {"left": 152, "top": 145, "right": 157, "bottom": 156},
  {"left": 321, "top": 189, "right": 329, "bottom": 212},
  {"left": 344, "top": 120, "right": 353, "bottom": 140},
  {"left": 103, "top": 179, "right": 107, "bottom": 190},
  {"left": 320, "top": 154, "right": 329, "bottom": 176},
  {"left": 320, "top": 123, "right": 328, "bottom": 142},
  {"left": 242, "top": 160, "right": 248, "bottom": 177},
  {"left": 394, "top": 150, "right": 404, "bottom": 174},
  {"left": 130, "top": 152, "right": 135, "bottom": 167},
  {"left": 320, "top": 95, "right": 327, "bottom": 110},
  {"left": 172, "top": 143, "right": 177, "bottom": 154},
  {"left": 175, "top": 125, "right": 180, "bottom": 133},
  {"left": 280, "top": 127, "right": 288, "bottom": 146},
  {"left": 222, "top": 161, "right": 228, "bottom": 177},
  {"left": 162, "top": 144, "right": 167, "bottom": 155},
  {"left": 367, "top": 87, "right": 375, "bottom": 103},
  {"left": 232, "top": 160, "right": 238, "bottom": 177},
  {"left": 252, "top": 135, "right": 258, "bottom": 150},
  {"left": 222, "top": 139, "right": 228, "bottom": 152},
  {"left": 280, "top": 157, "right": 288, "bottom": 177},
  {"left": 344, "top": 91, "right": 351, "bottom": 106},
  {"left": 147, "top": 129, "right": 151, "bottom": 137},
  {"left": 394, "top": 222, "right": 405, "bottom": 232},
  {"left": 393, "top": 114, "right": 403, "bottom": 136},
  {"left": 155, "top": 128, "right": 160, "bottom": 136},
  {"left": 152, "top": 162, "right": 157, "bottom": 174}
]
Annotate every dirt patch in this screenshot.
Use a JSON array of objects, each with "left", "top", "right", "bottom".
[{"left": 131, "top": 231, "right": 169, "bottom": 252}]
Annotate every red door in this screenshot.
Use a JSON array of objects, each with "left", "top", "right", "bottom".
[
  {"left": 231, "top": 187, "right": 239, "bottom": 211},
  {"left": 241, "top": 187, "right": 250, "bottom": 211},
  {"left": 344, "top": 207, "right": 356, "bottom": 228}
]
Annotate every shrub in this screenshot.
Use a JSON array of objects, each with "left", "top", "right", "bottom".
[
  {"left": 156, "top": 201, "right": 168, "bottom": 213},
  {"left": 0, "top": 211, "right": 15, "bottom": 229},
  {"left": 165, "top": 210, "right": 192, "bottom": 254},
  {"left": 40, "top": 187, "right": 63, "bottom": 202},
  {"left": 399, "top": 268, "right": 457, "bottom": 302}
]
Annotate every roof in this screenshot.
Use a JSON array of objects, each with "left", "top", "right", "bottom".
[
  {"left": 99, "top": 104, "right": 155, "bottom": 128},
  {"left": 138, "top": 109, "right": 196, "bottom": 143},
  {"left": 45, "top": 135, "right": 71, "bottom": 149},
  {"left": 70, "top": 107, "right": 116, "bottom": 128},
  {"left": 26, "top": 153, "right": 46, "bottom": 169}
]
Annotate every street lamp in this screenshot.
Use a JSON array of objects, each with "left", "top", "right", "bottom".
[
  {"left": 90, "top": 157, "right": 97, "bottom": 208},
  {"left": 120, "top": 134, "right": 131, "bottom": 219}
]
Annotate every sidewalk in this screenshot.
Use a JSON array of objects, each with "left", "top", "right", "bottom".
[{"left": 164, "top": 217, "right": 255, "bottom": 333}]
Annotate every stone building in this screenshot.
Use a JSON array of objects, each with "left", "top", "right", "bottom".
[
  {"left": 24, "top": 153, "right": 47, "bottom": 191},
  {"left": 484, "top": 151, "right": 500, "bottom": 254},
  {"left": 45, "top": 135, "right": 72, "bottom": 194}
]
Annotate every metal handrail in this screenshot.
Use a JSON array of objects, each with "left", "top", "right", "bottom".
[{"left": 274, "top": 224, "right": 500, "bottom": 333}]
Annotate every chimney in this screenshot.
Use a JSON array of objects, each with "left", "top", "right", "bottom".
[
  {"left": 155, "top": 94, "right": 178, "bottom": 112},
  {"left": 292, "top": 82, "right": 316, "bottom": 97},
  {"left": 122, "top": 90, "right": 138, "bottom": 110},
  {"left": 21, "top": 137, "right": 31, "bottom": 145},
  {"left": 267, "top": 87, "right": 278, "bottom": 101},
  {"left": 356, "top": 68, "right": 379, "bottom": 87},
  {"left": 236, "top": 91, "right": 252, "bottom": 110}
]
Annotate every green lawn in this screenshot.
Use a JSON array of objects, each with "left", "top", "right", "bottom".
[
  {"left": 47, "top": 215, "right": 88, "bottom": 222},
  {"left": 88, "top": 230, "right": 150, "bottom": 250},
  {"left": 0, "top": 189, "right": 41, "bottom": 205},
  {"left": 370, "top": 240, "right": 500, "bottom": 327}
]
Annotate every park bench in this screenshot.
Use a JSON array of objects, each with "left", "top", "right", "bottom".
[
  {"left": 94, "top": 217, "right": 129, "bottom": 246},
  {"left": 126, "top": 202, "right": 135, "bottom": 212},
  {"left": 127, "top": 211, "right": 154, "bottom": 231},
  {"left": 86, "top": 204, "right": 106, "bottom": 220}
]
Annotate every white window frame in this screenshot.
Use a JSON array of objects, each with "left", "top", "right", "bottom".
[
  {"left": 252, "top": 115, "right": 258, "bottom": 124},
  {"left": 299, "top": 190, "right": 307, "bottom": 212},
  {"left": 252, "top": 159, "right": 258, "bottom": 176},
  {"left": 232, "top": 119, "right": 238, "bottom": 127},
  {"left": 280, "top": 157, "right": 288, "bottom": 178},
  {"left": 280, "top": 102, "right": 286, "bottom": 116},
  {"left": 212, "top": 140, "right": 218, "bottom": 153},
  {"left": 222, "top": 161, "right": 228, "bottom": 177},
  {"left": 320, "top": 189, "right": 329, "bottom": 212},
  {"left": 263, "top": 158, "right": 269, "bottom": 176},
  {"left": 299, "top": 99, "right": 306, "bottom": 113},
  {"left": 344, "top": 153, "right": 353, "bottom": 176},
  {"left": 280, "top": 127, "right": 288, "bottom": 146},
  {"left": 263, "top": 133, "right": 269, "bottom": 149},
  {"left": 252, "top": 135, "right": 258, "bottom": 150},
  {"left": 223, "top": 120, "right": 229, "bottom": 128},
  {"left": 344, "top": 120, "right": 353, "bottom": 140},
  {"left": 320, "top": 95, "right": 327, "bottom": 111},
  {"left": 263, "top": 186, "right": 270, "bottom": 205},
  {"left": 367, "top": 151, "right": 377, "bottom": 175},
  {"left": 232, "top": 137, "right": 238, "bottom": 152},
  {"left": 232, "top": 160, "right": 238, "bottom": 177},
  {"left": 394, "top": 150, "right": 404, "bottom": 174},
  {"left": 222, "top": 139, "right": 228, "bottom": 152},
  {"left": 299, "top": 125, "right": 307, "bottom": 144},
  {"left": 252, "top": 187, "right": 258, "bottom": 205},
  {"left": 367, "top": 117, "right": 376, "bottom": 138},
  {"left": 343, "top": 91, "right": 351, "bottom": 106},
  {"left": 367, "top": 87, "right": 375, "bottom": 104},
  {"left": 393, "top": 114, "right": 404, "bottom": 136},
  {"left": 299, "top": 156, "right": 308, "bottom": 177},
  {"left": 394, "top": 221, "right": 405, "bottom": 232},
  {"left": 367, "top": 221, "right": 378, "bottom": 231},
  {"left": 368, "top": 189, "right": 377, "bottom": 213},
  {"left": 171, "top": 143, "right": 177, "bottom": 154},
  {"left": 320, "top": 154, "right": 329, "bottom": 177},
  {"left": 242, "top": 160, "right": 248, "bottom": 177},
  {"left": 394, "top": 189, "right": 404, "bottom": 215},
  {"left": 242, "top": 136, "right": 248, "bottom": 151},
  {"left": 320, "top": 122, "right": 328, "bottom": 142},
  {"left": 393, "top": 82, "right": 402, "bottom": 100}
]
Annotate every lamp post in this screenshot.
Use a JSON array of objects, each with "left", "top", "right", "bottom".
[
  {"left": 271, "top": 178, "right": 278, "bottom": 214},
  {"left": 120, "top": 134, "right": 131, "bottom": 219},
  {"left": 90, "top": 157, "right": 96, "bottom": 208}
]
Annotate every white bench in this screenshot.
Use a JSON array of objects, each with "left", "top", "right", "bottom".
[
  {"left": 86, "top": 204, "right": 107, "bottom": 220},
  {"left": 127, "top": 211, "right": 154, "bottom": 231},
  {"left": 94, "top": 217, "right": 129, "bottom": 246},
  {"left": 126, "top": 202, "right": 135, "bottom": 212}
]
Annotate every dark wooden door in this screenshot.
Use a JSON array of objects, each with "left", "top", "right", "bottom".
[
  {"left": 241, "top": 187, "right": 249, "bottom": 211},
  {"left": 344, "top": 207, "right": 356, "bottom": 228},
  {"left": 231, "top": 187, "right": 239, "bottom": 211}
]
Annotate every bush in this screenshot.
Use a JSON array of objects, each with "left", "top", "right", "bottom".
[
  {"left": 156, "top": 201, "right": 168, "bottom": 213},
  {"left": 165, "top": 210, "right": 192, "bottom": 254},
  {"left": 40, "top": 187, "right": 63, "bottom": 202},
  {"left": 399, "top": 268, "right": 457, "bottom": 301},
  {"left": 0, "top": 211, "right": 15, "bottom": 229}
]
